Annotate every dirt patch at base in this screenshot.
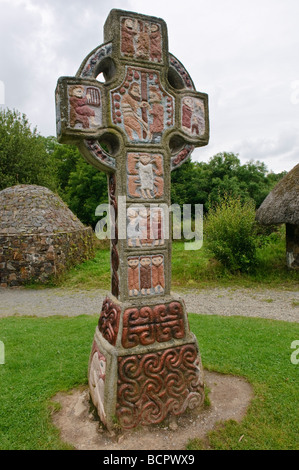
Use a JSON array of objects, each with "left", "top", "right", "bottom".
[{"left": 51, "top": 370, "right": 253, "bottom": 450}]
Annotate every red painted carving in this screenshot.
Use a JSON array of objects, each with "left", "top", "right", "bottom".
[
  {"left": 111, "top": 67, "right": 174, "bottom": 144},
  {"left": 182, "top": 97, "right": 205, "bottom": 137},
  {"left": 98, "top": 297, "right": 121, "bottom": 345},
  {"left": 169, "top": 54, "right": 195, "bottom": 90},
  {"left": 121, "top": 18, "right": 137, "bottom": 56},
  {"left": 149, "top": 24, "right": 162, "bottom": 62},
  {"left": 116, "top": 344, "right": 204, "bottom": 428},
  {"left": 127, "top": 254, "right": 165, "bottom": 297},
  {"left": 122, "top": 301, "right": 185, "bottom": 348},
  {"left": 127, "top": 152, "right": 164, "bottom": 199},
  {"left": 122, "top": 306, "right": 155, "bottom": 348},
  {"left": 171, "top": 144, "right": 194, "bottom": 170},
  {"left": 127, "top": 206, "right": 164, "bottom": 248},
  {"left": 69, "top": 85, "right": 100, "bottom": 129},
  {"left": 127, "top": 257, "right": 140, "bottom": 296},
  {"left": 140, "top": 256, "right": 152, "bottom": 293},
  {"left": 151, "top": 255, "right": 165, "bottom": 293},
  {"left": 149, "top": 87, "right": 164, "bottom": 135},
  {"left": 121, "top": 17, "right": 162, "bottom": 63}
]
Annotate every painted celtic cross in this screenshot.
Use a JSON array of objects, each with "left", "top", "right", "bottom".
[{"left": 56, "top": 9, "right": 209, "bottom": 431}]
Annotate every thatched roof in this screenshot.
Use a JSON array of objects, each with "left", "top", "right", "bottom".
[
  {"left": 0, "top": 185, "right": 85, "bottom": 235},
  {"left": 256, "top": 164, "right": 299, "bottom": 225}
]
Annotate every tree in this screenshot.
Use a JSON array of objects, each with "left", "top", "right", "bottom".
[
  {"left": 171, "top": 152, "right": 285, "bottom": 213},
  {"left": 64, "top": 157, "right": 108, "bottom": 228},
  {"left": 204, "top": 195, "right": 258, "bottom": 272},
  {"left": 43, "top": 138, "right": 108, "bottom": 227},
  {"left": 0, "top": 108, "right": 56, "bottom": 191},
  {"left": 43, "top": 137, "right": 81, "bottom": 192}
]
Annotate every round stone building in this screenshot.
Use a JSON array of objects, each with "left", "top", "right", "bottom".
[{"left": 0, "top": 185, "right": 95, "bottom": 287}]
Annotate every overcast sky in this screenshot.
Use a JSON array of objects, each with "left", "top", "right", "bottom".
[{"left": 0, "top": 0, "right": 298, "bottom": 173}]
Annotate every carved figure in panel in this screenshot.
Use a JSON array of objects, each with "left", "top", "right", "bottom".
[
  {"left": 121, "top": 17, "right": 163, "bottom": 63},
  {"left": 127, "top": 257, "right": 140, "bottom": 297},
  {"left": 68, "top": 85, "right": 101, "bottom": 129},
  {"left": 127, "top": 152, "right": 164, "bottom": 199},
  {"left": 181, "top": 96, "right": 205, "bottom": 137},
  {"left": 111, "top": 68, "right": 174, "bottom": 143},
  {"left": 151, "top": 254, "right": 165, "bottom": 293},
  {"left": 127, "top": 206, "right": 164, "bottom": 248},
  {"left": 127, "top": 254, "right": 165, "bottom": 297},
  {"left": 89, "top": 342, "right": 107, "bottom": 425},
  {"left": 140, "top": 256, "right": 152, "bottom": 295}
]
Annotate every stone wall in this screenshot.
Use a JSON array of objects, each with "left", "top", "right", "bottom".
[{"left": 0, "top": 227, "right": 95, "bottom": 287}]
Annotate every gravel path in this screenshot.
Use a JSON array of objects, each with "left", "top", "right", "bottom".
[{"left": 0, "top": 286, "right": 298, "bottom": 322}]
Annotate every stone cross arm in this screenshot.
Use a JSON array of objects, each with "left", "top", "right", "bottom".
[{"left": 55, "top": 9, "right": 209, "bottom": 174}]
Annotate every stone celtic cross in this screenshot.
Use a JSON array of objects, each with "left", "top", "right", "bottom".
[{"left": 56, "top": 9, "right": 209, "bottom": 431}]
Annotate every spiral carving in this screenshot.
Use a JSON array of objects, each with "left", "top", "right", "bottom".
[
  {"left": 98, "top": 297, "right": 121, "bottom": 345},
  {"left": 116, "top": 344, "right": 204, "bottom": 428}
]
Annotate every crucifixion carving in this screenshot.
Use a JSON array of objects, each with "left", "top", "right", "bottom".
[{"left": 56, "top": 9, "right": 209, "bottom": 431}]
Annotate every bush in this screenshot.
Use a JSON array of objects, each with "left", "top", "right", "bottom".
[
  {"left": 204, "top": 195, "right": 257, "bottom": 272},
  {"left": 0, "top": 108, "right": 56, "bottom": 191}
]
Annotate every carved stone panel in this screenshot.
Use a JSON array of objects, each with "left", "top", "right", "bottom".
[
  {"left": 127, "top": 206, "right": 164, "bottom": 248},
  {"left": 127, "top": 254, "right": 165, "bottom": 297},
  {"left": 120, "top": 17, "right": 163, "bottom": 63},
  {"left": 116, "top": 344, "right": 204, "bottom": 428},
  {"left": 121, "top": 301, "right": 185, "bottom": 348},
  {"left": 127, "top": 152, "right": 164, "bottom": 199},
  {"left": 111, "top": 67, "right": 174, "bottom": 143},
  {"left": 98, "top": 297, "right": 121, "bottom": 345},
  {"left": 68, "top": 84, "right": 102, "bottom": 129},
  {"left": 89, "top": 341, "right": 107, "bottom": 425}
]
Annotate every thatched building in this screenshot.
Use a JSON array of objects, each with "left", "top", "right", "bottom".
[{"left": 256, "top": 164, "right": 299, "bottom": 269}]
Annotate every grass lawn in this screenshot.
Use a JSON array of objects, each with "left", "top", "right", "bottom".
[
  {"left": 47, "top": 238, "right": 299, "bottom": 291},
  {"left": 0, "top": 314, "right": 298, "bottom": 450}
]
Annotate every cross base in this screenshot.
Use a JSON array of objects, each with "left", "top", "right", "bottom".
[{"left": 88, "top": 294, "right": 205, "bottom": 430}]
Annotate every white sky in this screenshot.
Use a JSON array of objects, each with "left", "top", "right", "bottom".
[{"left": 0, "top": 0, "right": 299, "bottom": 173}]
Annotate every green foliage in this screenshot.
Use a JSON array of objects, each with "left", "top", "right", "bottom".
[
  {"left": 0, "top": 109, "right": 56, "bottom": 190},
  {"left": 0, "top": 108, "right": 108, "bottom": 228},
  {"left": 171, "top": 152, "right": 286, "bottom": 212},
  {"left": 204, "top": 195, "right": 258, "bottom": 272},
  {"left": 63, "top": 157, "right": 108, "bottom": 228},
  {"left": 0, "top": 107, "right": 286, "bottom": 230},
  {"left": 44, "top": 138, "right": 108, "bottom": 228}
]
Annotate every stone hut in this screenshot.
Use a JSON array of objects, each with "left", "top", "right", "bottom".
[
  {"left": 0, "top": 185, "right": 95, "bottom": 287},
  {"left": 256, "top": 164, "right": 299, "bottom": 269}
]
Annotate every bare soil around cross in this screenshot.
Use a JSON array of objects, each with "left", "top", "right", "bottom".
[{"left": 51, "top": 370, "right": 253, "bottom": 451}]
